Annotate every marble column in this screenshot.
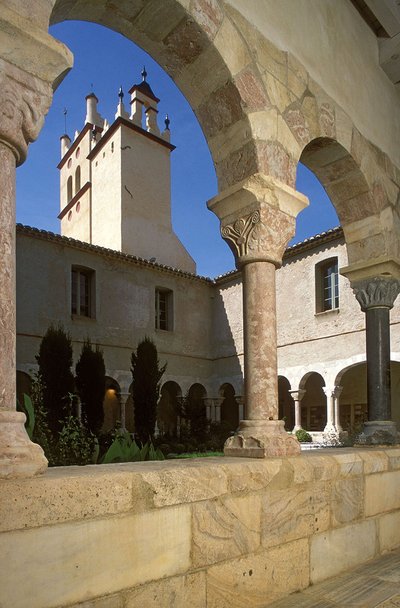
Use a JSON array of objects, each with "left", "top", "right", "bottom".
[
  {"left": 334, "top": 385, "right": 343, "bottom": 432},
  {"left": 208, "top": 174, "right": 308, "bottom": 457},
  {"left": 289, "top": 389, "right": 305, "bottom": 432},
  {"left": 323, "top": 387, "right": 336, "bottom": 433},
  {"left": 0, "top": 14, "right": 72, "bottom": 477},
  {"left": 352, "top": 277, "right": 400, "bottom": 444}
]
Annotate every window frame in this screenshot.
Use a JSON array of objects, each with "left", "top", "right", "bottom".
[
  {"left": 71, "top": 266, "right": 95, "bottom": 319},
  {"left": 315, "top": 257, "right": 339, "bottom": 313},
  {"left": 155, "top": 287, "right": 173, "bottom": 331}
]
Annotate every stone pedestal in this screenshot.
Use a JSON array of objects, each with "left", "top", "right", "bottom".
[
  {"left": 208, "top": 174, "right": 308, "bottom": 458},
  {"left": 342, "top": 263, "right": 400, "bottom": 446}
]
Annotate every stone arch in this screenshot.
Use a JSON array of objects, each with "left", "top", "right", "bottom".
[
  {"left": 102, "top": 376, "right": 121, "bottom": 432},
  {"left": 278, "top": 375, "right": 294, "bottom": 431},
  {"left": 157, "top": 380, "right": 182, "bottom": 437},
  {"left": 219, "top": 382, "right": 239, "bottom": 431},
  {"left": 299, "top": 371, "right": 326, "bottom": 431}
]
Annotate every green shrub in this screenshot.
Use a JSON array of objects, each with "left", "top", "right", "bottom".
[
  {"left": 295, "top": 429, "right": 312, "bottom": 443},
  {"left": 75, "top": 339, "right": 106, "bottom": 434},
  {"left": 100, "top": 430, "right": 164, "bottom": 464}
]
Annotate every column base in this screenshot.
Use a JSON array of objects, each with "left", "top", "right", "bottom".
[
  {"left": 356, "top": 421, "right": 400, "bottom": 446},
  {"left": 0, "top": 410, "right": 48, "bottom": 479},
  {"left": 224, "top": 419, "right": 301, "bottom": 458}
]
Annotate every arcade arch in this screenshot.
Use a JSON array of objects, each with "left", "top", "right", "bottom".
[{"left": 1, "top": 0, "right": 400, "bottom": 475}]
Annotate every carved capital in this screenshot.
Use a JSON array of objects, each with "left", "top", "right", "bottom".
[
  {"left": 221, "top": 210, "right": 260, "bottom": 257},
  {"left": 0, "top": 60, "right": 54, "bottom": 164},
  {"left": 352, "top": 277, "right": 400, "bottom": 311},
  {"left": 208, "top": 173, "right": 309, "bottom": 267},
  {"left": 289, "top": 389, "right": 306, "bottom": 402}
]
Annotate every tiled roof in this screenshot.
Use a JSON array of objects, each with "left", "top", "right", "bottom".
[
  {"left": 16, "top": 223, "right": 344, "bottom": 284},
  {"left": 16, "top": 224, "right": 213, "bottom": 285}
]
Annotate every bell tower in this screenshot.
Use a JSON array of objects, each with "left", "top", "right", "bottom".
[{"left": 58, "top": 69, "right": 196, "bottom": 273}]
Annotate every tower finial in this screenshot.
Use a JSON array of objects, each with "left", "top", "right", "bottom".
[
  {"left": 141, "top": 66, "right": 147, "bottom": 82},
  {"left": 63, "top": 107, "right": 68, "bottom": 134},
  {"left": 165, "top": 114, "right": 170, "bottom": 130},
  {"left": 118, "top": 86, "right": 124, "bottom": 100}
]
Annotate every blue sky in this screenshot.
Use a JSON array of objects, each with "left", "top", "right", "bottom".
[{"left": 16, "top": 21, "right": 339, "bottom": 278}]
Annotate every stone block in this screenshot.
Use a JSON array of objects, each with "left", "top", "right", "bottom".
[
  {"left": 206, "top": 538, "right": 309, "bottom": 607},
  {"left": 136, "top": 460, "right": 229, "bottom": 508},
  {"left": 262, "top": 482, "right": 330, "bottom": 548},
  {"left": 358, "top": 449, "right": 389, "bottom": 474},
  {"left": 0, "top": 466, "right": 134, "bottom": 532},
  {"left": 261, "top": 71, "right": 294, "bottom": 112},
  {"left": 310, "top": 520, "right": 377, "bottom": 584},
  {"left": 222, "top": 458, "right": 282, "bottom": 494},
  {"left": 214, "top": 17, "right": 252, "bottom": 75},
  {"left": 235, "top": 66, "right": 270, "bottom": 112},
  {"left": 331, "top": 476, "right": 364, "bottom": 526},
  {"left": 192, "top": 494, "right": 261, "bottom": 567},
  {"left": 124, "top": 572, "right": 206, "bottom": 608},
  {"left": 192, "top": 0, "right": 224, "bottom": 39},
  {"left": 365, "top": 471, "right": 400, "bottom": 517},
  {"left": 197, "top": 80, "right": 244, "bottom": 138},
  {"left": 330, "top": 451, "right": 363, "bottom": 477},
  {"left": 385, "top": 448, "right": 400, "bottom": 471},
  {"left": 379, "top": 511, "right": 400, "bottom": 552},
  {"left": 0, "top": 505, "right": 191, "bottom": 608},
  {"left": 72, "top": 595, "right": 123, "bottom": 608}
]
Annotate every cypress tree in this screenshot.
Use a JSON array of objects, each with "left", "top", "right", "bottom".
[
  {"left": 36, "top": 324, "right": 75, "bottom": 434},
  {"left": 75, "top": 339, "right": 106, "bottom": 434},
  {"left": 131, "top": 337, "right": 166, "bottom": 443}
]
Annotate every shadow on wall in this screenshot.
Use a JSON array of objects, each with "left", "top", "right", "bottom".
[{"left": 211, "top": 277, "right": 243, "bottom": 395}]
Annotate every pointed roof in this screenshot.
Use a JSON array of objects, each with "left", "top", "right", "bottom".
[{"left": 128, "top": 67, "right": 160, "bottom": 103}]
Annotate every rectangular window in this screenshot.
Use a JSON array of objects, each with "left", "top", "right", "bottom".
[
  {"left": 155, "top": 288, "right": 173, "bottom": 331},
  {"left": 316, "top": 258, "right": 339, "bottom": 313},
  {"left": 71, "top": 267, "right": 94, "bottom": 317}
]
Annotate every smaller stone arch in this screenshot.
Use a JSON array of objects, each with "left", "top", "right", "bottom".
[
  {"left": 299, "top": 371, "right": 326, "bottom": 431},
  {"left": 278, "top": 376, "right": 294, "bottom": 431},
  {"left": 102, "top": 376, "right": 121, "bottom": 432},
  {"left": 157, "top": 381, "right": 182, "bottom": 438},
  {"left": 185, "top": 383, "right": 208, "bottom": 440},
  {"left": 219, "top": 383, "right": 239, "bottom": 432}
]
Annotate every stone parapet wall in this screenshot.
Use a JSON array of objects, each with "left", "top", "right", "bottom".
[{"left": 1, "top": 448, "right": 400, "bottom": 607}]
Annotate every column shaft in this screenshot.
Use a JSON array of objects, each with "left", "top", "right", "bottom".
[
  {"left": 366, "top": 307, "right": 391, "bottom": 420},
  {"left": 243, "top": 261, "right": 277, "bottom": 420},
  {"left": 0, "top": 144, "right": 16, "bottom": 413}
]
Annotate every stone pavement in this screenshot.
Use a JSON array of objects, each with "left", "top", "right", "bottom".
[{"left": 268, "top": 548, "right": 400, "bottom": 607}]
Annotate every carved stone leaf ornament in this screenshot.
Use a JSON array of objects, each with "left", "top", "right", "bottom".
[
  {"left": 353, "top": 278, "right": 400, "bottom": 311},
  {"left": 221, "top": 210, "right": 260, "bottom": 257}
]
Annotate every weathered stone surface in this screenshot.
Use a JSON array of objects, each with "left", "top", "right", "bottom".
[
  {"left": 358, "top": 449, "right": 389, "bottom": 474},
  {"left": 197, "top": 81, "right": 244, "bottom": 139},
  {"left": 0, "top": 505, "right": 191, "bottom": 608},
  {"left": 235, "top": 66, "right": 270, "bottom": 112},
  {"left": 136, "top": 459, "right": 229, "bottom": 507},
  {"left": 379, "top": 511, "right": 400, "bottom": 552},
  {"left": 331, "top": 476, "right": 364, "bottom": 525},
  {"left": 262, "top": 482, "right": 330, "bottom": 548},
  {"left": 0, "top": 466, "right": 135, "bottom": 532},
  {"left": 214, "top": 17, "right": 252, "bottom": 75},
  {"left": 257, "top": 140, "right": 297, "bottom": 187},
  {"left": 386, "top": 448, "right": 400, "bottom": 471},
  {"left": 192, "top": 0, "right": 223, "bottom": 39},
  {"left": 163, "top": 16, "right": 210, "bottom": 72},
  {"left": 215, "top": 140, "right": 258, "bottom": 190},
  {"left": 124, "top": 572, "right": 206, "bottom": 608},
  {"left": 262, "top": 71, "right": 295, "bottom": 113},
  {"left": 222, "top": 458, "right": 283, "bottom": 493},
  {"left": 365, "top": 471, "right": 400, "bottom": 517},
  {"left": 330, "top": 451, "right": 363, "bottom": 477},
  {"left": 192, "top": 494, "right": 261, "bottom": 567},
  {"left": 310, "top": 520, "right": 377, "bottom": 584},
  {"left": 206, "top": 539, "right": 309, "bottom": 607},
  {"left": 72, "top": 595, "right": 123, "bottom": 608}
]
